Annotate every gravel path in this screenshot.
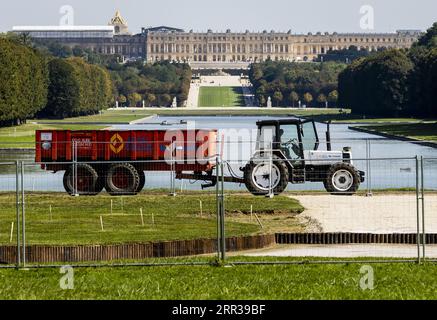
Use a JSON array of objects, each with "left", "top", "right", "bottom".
[{"left": 293, "top": 194, "right": 437, "bottom": 233}]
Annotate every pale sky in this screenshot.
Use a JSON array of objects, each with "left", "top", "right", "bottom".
[{"left": 1, "top": 0, "right": 436, "bottom": 34}]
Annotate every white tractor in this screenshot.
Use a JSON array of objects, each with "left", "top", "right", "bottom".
[{"left": 242, "top": 119, "right": 365, "bottom": 195}]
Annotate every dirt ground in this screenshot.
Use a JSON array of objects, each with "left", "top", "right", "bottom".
[{"left": 292, "top": 194, "right": 437, "bottom": 233}]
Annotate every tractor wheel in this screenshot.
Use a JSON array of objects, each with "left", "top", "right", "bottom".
[
  {"left": 105, "top": 163, "right": 140, "bottom": 196},
  {"left": 136, "top": 170, "right": 146, "bottom": 193},
  {"left": 243, "top": 155, "right": 289, "bottom": 196},
  {"left": 63, "top": 164, "right": 102, "bottom": 196},
  {"left": 324, "top": 162, "right": 360, "bottom": 195}
]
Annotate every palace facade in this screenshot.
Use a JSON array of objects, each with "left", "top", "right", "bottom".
[{"left": 13, "top": 11, "right": 422, "bottom": 64}]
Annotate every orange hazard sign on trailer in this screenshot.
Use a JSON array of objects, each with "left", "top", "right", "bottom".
[{"left": 110, "top": 133, "right": 124, "bottom": 154}]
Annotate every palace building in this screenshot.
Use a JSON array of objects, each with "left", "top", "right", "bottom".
[{"left": 12, "top": 11, "right": 422, "bottom": 64}]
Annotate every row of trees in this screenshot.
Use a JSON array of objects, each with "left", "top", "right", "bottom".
[
  {"left": 0, "top": 38, "right": 48, "bottom": 125},
  {"left": 0, "top": 36, "right": 113, "bottom": 123},
  {"left": 338, "top": 22, "right": 437, "bottom": 117},
  {"left": 39, "top": 58, "right": 112, "bottom": 118},
  {"left": 109, "top": 60, "right": 192, "bottom": 107},
  {"left": 249, "top": 60, "right": 345, "bottom": 107}
]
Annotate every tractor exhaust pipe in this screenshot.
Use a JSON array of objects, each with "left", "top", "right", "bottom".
[{"left": 326, "top": 121, "right": 332, "bottom": 151}]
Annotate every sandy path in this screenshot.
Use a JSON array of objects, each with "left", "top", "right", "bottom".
[{"left": 293, "top": 194, "right": 437, "bottom": 233}]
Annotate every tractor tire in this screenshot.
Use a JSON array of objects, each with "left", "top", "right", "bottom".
[
  {"left": 243, "top": 155, "right": 289, "bottom": 196},
  {"left": 136, "top": 170, "right": 146, "bottom": 193},
  {"left": 105, "top": 163, "right": 140, "bottom": 196},
  {"left": 63, "top": 164, "right": 102, "bottom": 196},
  {"left": 324, "top": 162, "right": 360, "bottom": 195}
]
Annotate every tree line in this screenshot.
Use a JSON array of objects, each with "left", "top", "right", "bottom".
[
  {"left": 0, "top": 36, "right": 112, "bottom": 124},
  {"left": 249, "top": 60, "right": 345, "bottom": 108},
  {"left": 338, "top": 23, "right": 437, "bottom": 118},
  {"left": 109, "top": 60, "right": 192, "bottom": 108}
]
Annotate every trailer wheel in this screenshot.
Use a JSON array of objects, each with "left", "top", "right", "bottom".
[
  {"left": 105, "top": 163, "right": 140, "bottom": 196},
  {"left": 136, "top": 170, "right": 145, "bottom": 193},
  {"left": 63, "top": 164, "right": 101, "bottom": 196},
  {"left": 324, "top": 163, "right": 360, "bottom": 195},
  {"left": 244, "top": 155, "right": 289, "bottom": 196}
]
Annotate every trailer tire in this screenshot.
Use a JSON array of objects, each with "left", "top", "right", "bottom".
[
  {"left": 105, "top": 163, "right": 140, "bottom": 196},
  {"left": 136, "top": 170, "right": 145, "bottom": 193},
  {"left": 63, "top": 164, "right": 101, "bottom": 196},
  {"left": 324, "top": 163, "right": 360, "bottom": 195},
  {"left": 244, "top": 155, "right": 289, "bottom": 196}
]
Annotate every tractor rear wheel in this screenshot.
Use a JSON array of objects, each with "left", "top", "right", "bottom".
[
  {"left": 63, "top": 164, "right": 102, "bottom": 196},
  {"left": 244, "top": 155, "right": 289, "bottom": 196},
  {"left": 324, "top": 162, "right": 360, "bottom": 195},
  {"left": 105, "top": 163, "right": 140, "bottom": 196}
]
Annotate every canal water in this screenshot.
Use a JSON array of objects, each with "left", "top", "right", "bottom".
[{"left": 0, "top": 115, "right": 436, "bottom": 192}]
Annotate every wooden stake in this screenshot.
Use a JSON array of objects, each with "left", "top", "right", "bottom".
[
  {"left": 100, "top": 215, "right": 104, "bottom": 231},
  {"left": 250, "top": 205, "right": 253, "bottom": 222},
  {"left": 140, "top": 208, "right": 144, "bottom": 226},
  {"left": 49, "top": 204, "right": 52, "bottom": 221},
  {"left": 199, "top": 200, "right": 203, "bottom": 217},
  {"left": 9, "top": 222, "right": 14, "bottom": 243},
  {"left": 110, "top": 199, "right": 113, "bottom": 215},
  {"left": 254, "top": 212, "right": 264, "bottom": 229},
  {"left": 152, "top": 213, "right": 155, "bottom": 228}
]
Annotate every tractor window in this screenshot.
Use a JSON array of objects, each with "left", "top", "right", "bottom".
[
  {"left": 301, "top": 121, "right": 318, "bottom": 151},
  {"left": 256, "top": 125, "right": 276, "bottom": 150},
  {"left": 279, "top": 124, "right": 301, "bottom": 159}
]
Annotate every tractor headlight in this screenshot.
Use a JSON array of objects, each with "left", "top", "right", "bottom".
[{"left": 42, "top": 142, "right": 51, "bottom": 150}]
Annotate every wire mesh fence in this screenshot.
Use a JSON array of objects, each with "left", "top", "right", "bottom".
[{"left": 0, "top": 136, "right": 436, "bottom": 267}]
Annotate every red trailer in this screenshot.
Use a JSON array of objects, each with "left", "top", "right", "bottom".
[{"left": 35, "top": 129, "right": 218, "bottom": 195}]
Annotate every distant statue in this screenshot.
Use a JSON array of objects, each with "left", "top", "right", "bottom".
[
  {"left": 267, "top": 96, "right": 272, "bottom": 108},
  {"left": 171, "top": 97, "right": 177, "bottom": 108}
]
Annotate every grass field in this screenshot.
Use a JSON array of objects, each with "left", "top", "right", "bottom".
[
  {"left": 0, "top": 192, "right": 303, "bottom": 245},
  {"left": 198, "top": 87, "right": 245, "bottom": 107},
  {"left": 356, "top": 123, "right": 437, "bottom": 141},
  {"left": 0, "top": 123, "right": 105, "bottom": 149},
  {"left": 1, "top": 257, "right": 437, "bottom": 299}
]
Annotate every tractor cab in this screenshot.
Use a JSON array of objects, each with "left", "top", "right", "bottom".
[{"left": 255, "top": 119, "right": 320, "bottom": 161}]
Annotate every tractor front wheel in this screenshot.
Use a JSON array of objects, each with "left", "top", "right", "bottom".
[{"left": 324, "top": 163, "right": 360, "bottom": 195}]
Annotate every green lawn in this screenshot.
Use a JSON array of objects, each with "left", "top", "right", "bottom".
[
  {"left": 0, "top": 192, "right": 303, "bottom": 245},
  {"left": 198, "top": 87, "right": 245, "bottom": 107},
  {"left": 1, "top": 258, "right": 437, "bottom": 299},
  {"left": 356, "top": 123, "right": 437, "bottom": 141},
  {"left": 0, "top": 123, "right": 106, "bottom": 149}
]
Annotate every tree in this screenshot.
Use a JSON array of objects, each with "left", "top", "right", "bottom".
[
  {"left": 328, "top": 90, "right": 338, "bottom": 107},
  {"left": 128, "top": 93, "right": 142, "bottom": 107},
  {"left": 160, "top": 94, "right": 172, "bottom": 106},
  {"left": 303, "top": 92, "right": 313, "bottom": 107},
  {"left": 289, "top": 91, "right": 299, "bottom": 107},
  {"left": 118, "top": 95, "right": 127, "bottom": 107},
  {"left": 338, "top": 49, "right": 413, "bottom": 117},
  {"left": 272, "top": 91, "right": 283, "bottom": 107},
  {"left": 145, "top": 93, "right": 156, "bottom": 107},
  {"left": 317, "top": 93, "right": 327, "bottom": 107},
  {"left": 39, "top": 59, "right": 80, "bottom": 118}
]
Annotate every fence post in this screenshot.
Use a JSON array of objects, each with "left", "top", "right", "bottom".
[
  {"left": 366, "top": 139, "right": 372, "bottom": 197},
  {"left": 421, "top": 156, "right": 426, "bottom": 261},
  {"left": 15, "top": 161, "right": 21, "bottom": 268},
  {"left": 215, "top": 155, "right": 221, "bottom": 260},
  {"left": 169, "top": 141, "right": 176, "bottom": 197},
  {"left": 267, "top": 142, "right": 274, "bottom": 198},
  {"left": 72, "top": 141, "right": 78, "bottom": 197},
  {"left": 220, "top": 159, "right": 225, "bottom": 261},
  {"left": 415, "top": 156, "right": 421, "bottom": 264},
  {"left": 21, "top": 161, "right": 26, "bottom": 268}
]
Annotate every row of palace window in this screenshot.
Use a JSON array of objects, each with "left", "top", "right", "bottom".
[{"left": 149, "top": 43, "right": 291, "bottom": 54}]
